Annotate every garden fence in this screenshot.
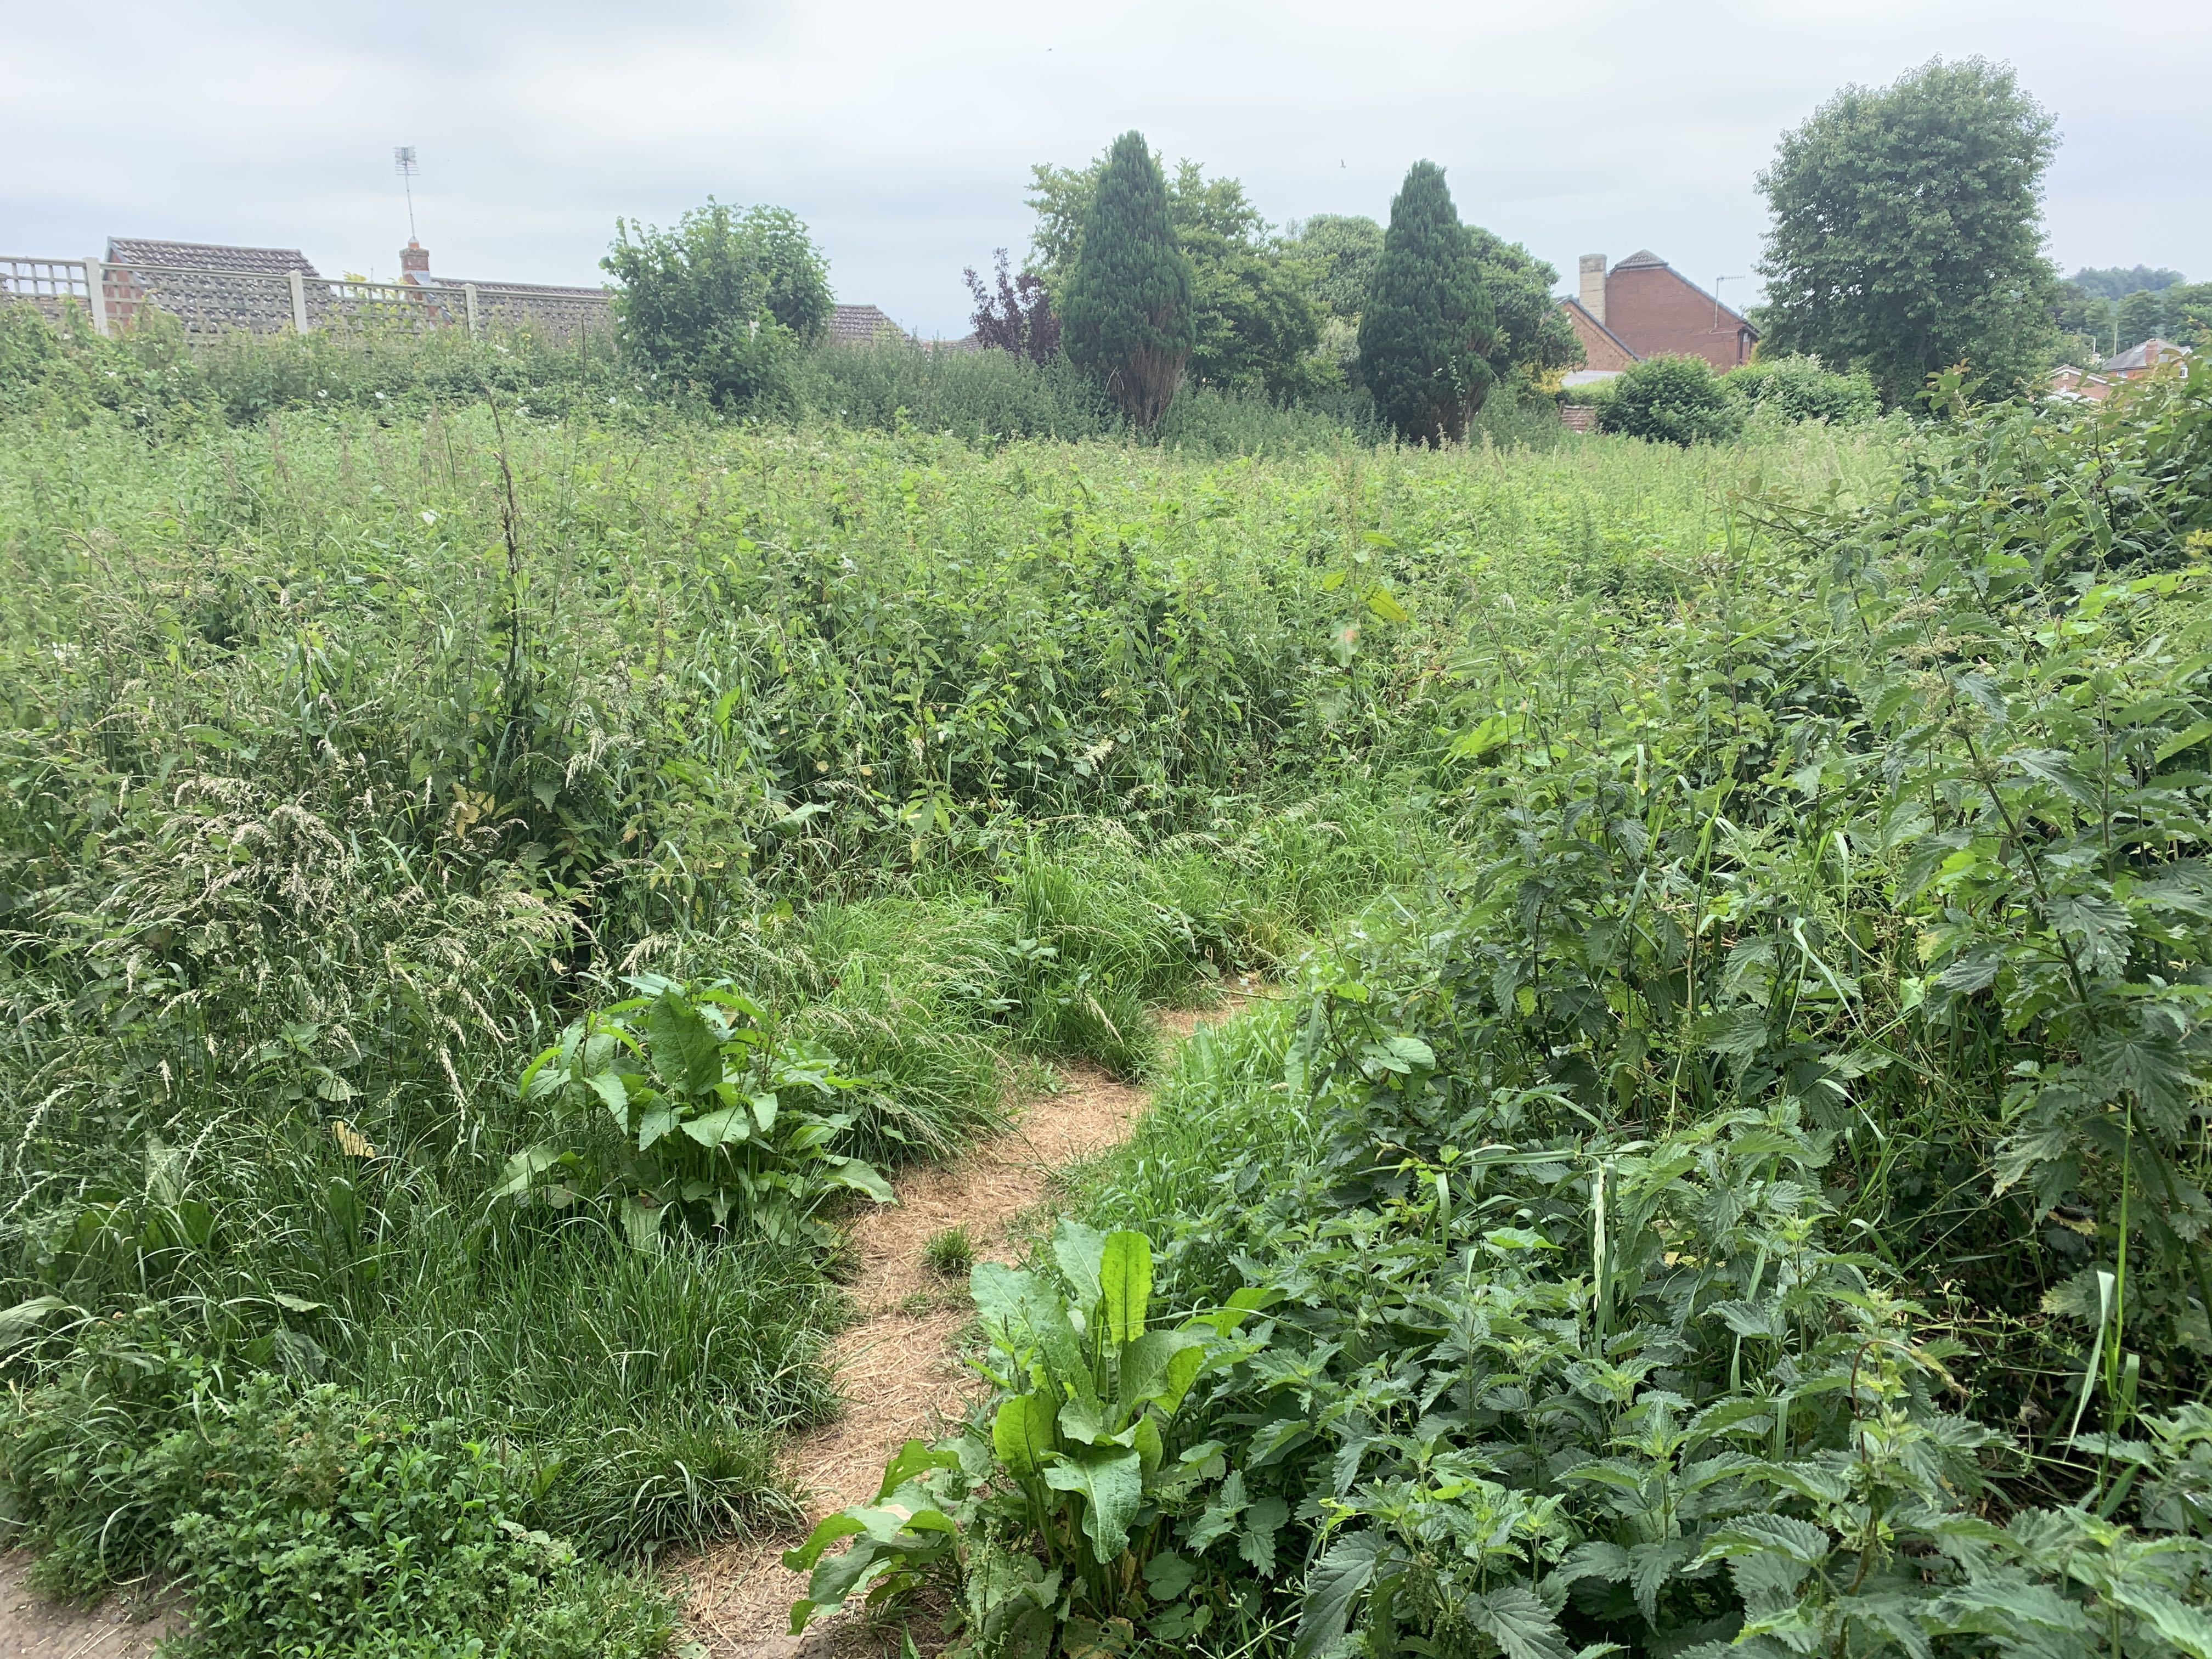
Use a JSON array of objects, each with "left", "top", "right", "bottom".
[{"left": 0, "top": 255, "right": 611, "bottom": 342}]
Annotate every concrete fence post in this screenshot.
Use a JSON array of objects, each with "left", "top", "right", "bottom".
[
  {"left": 288, "top": 269, "right": 311, "bottom": 335},
  {"left": 464, "top": 283, "right": 479, "bottom": 339},
  {"left": 82, "top": 258, "right": 110, "bottom": 336}
]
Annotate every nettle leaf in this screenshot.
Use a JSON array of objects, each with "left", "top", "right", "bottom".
[
  {"left": 2009, "top": 747, "right": 2098, "bottom": 804},
  {"left": 1295, "top": 1529, "right": 1393, "bottom": 1659},
  {"left": 2046, "top": 893, "right": 2133, "bottom": 979},
  {"left": 644, "top": 991, "right": 723, "bottom": 1097},
  {"left": 1043, "top": 1447, "right": 1143, "bottom": 1562},
  {"left": 1701, "top": 1007, "right": 1770, "bottom": 1063},
  {"left": 1238, "top": 1496, "right": 1290, "bottom": 1576},
  {"left": 1462, "top": 1584, "right": 1571, "bottom": 1659}
]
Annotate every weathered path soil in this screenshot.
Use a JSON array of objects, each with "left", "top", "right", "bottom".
[
  {"left": 0, "top": 1558, "right": 176, "bottom": 1659},
  {"left": 679, "top": 1010, "right": 1223, "bottom": 1658}
]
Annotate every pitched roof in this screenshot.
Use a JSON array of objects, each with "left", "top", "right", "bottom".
[
  {"left": 1560, "top": 296, "right": 1641, "bottom": 363},
  {"left": 828, "top": 303, "right": 907, "bottom": 346},
  {"left": 1612, "top": 249, "right": 1668, "bottom": 270},
  {"left": 107, "top": 238, "right": 319, "bottom": 276},
  {"left": 2102, "top": 337, "right": 2192, "bottom": 373}
]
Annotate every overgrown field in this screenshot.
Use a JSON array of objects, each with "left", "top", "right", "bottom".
[{"left": 2, "top": 363, "right": 2208, "bottom": 1657}]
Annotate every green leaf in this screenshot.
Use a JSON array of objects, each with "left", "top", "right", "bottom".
[
  {"left": 1143, "top": 1550, "right": 1196, "bottom": 1602},
  {"left": 824, "top": 1156, "right": 894, "bottom": 1204},
  {"left": 680, "top": 1107, "right": 753, "bottom": 1149},
  {"left": 645, "top": 990, "right": 723, "bottom": 1097},
  {"left": 873, "top": 1437, "right": 961, "bottom": 1502},
  {"left": 992, "top": 1393, "right": 1058, "bottom": 1476},
  {"left": 1098, "top": 1229, "right": 1152, "bottom": 1345},
  {"left": 1042, "top": 1447, "right": 1143, "bottom": 1562},
  {"left": 1365, "top": 589, "right": 1409, "bottom": 624},
  {"left": 1295, "top": 1530, "right": 1391, "bottom": 1659},
  {"left": 1119, "top": 1328, "right": 1205, "bottom": 1409},
  {"left": 620, "top": 1195, "right": 665, "bottom": 1254},
  {"left": 1462, "top": 1584, "right": 1571, "bottom": 1659},
  {"left": 587, "top": 1069, "right": 629, "bottom": 1126},
  {"left": 1053, "top": 1220, "right": 1106, "bottom": 1309}
]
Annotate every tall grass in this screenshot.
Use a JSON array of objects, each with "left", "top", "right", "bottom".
[{"left": 0, "top": 376, "right": 1904, "bottom": 1643}]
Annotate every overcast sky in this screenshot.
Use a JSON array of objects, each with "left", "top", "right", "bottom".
[{"left": 7, "top": 1, "right": 2208, "bottom": 339}]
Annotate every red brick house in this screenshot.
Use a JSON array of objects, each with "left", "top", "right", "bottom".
[{"left": 1560, "top": 251, "right": 1758, "bottom": 377}]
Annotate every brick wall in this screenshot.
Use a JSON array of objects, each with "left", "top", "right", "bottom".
[
  {"left": 1562, "top": 302, "right": 1637, "bottom": 372},
  {"left": 1605, "top": 263, "right": 1754, "bottom": 370}
]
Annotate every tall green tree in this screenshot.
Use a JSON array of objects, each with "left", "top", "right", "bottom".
[
  {"left": 1031, "top": 157, "right": 1321, "bottom": 400},
  {"left": 1357, "top": 161, "right": 1493, "bottom": 444},
  {"left": 603, "top": 201, "right": 831, "bottom": 409},
  {"left": 1757, "top": 58, "right": 2060, "bottom": 405},
  {"left": 1058, "top": 132, "right": 1197, "bottom": 427}
]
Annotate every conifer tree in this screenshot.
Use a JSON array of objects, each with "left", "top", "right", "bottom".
[
  {"left": 1060, "top": 132, "right": 1195, "bottom": 428},
  {"left": 1357, "top": 162, "right": 1494, "bottom": 444}
]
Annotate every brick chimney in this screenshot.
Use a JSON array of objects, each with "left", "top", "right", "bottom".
[
  {"left": 399, "top": 239, "right": 431, "bottom": 283},
  {"left": 1578, "top": 255, "right": 1607, "bottom": 326}
]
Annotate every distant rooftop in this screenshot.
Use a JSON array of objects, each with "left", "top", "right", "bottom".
[
  {"left": 828, "top": 303, "right": 907, "bottom": 346},
  {"left": 107, "top": 238, "right": 319, "bottom": 276}
]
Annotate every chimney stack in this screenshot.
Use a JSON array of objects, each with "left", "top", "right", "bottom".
[
  {"left": 399, "top": 239, "right": 431, "bottom": 282},
  {"left": 1578, "top": 255, "right": 1606, "bottom": 326}
]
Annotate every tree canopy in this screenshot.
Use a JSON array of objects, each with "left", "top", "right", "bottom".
[
  {"left": 1757, "top": 58, "right": 2060, "bottom": 405},
  {"left": 1284, "top": 215, "right": 1383, "bottom": 320},
  {"left": 2070, "top": 264, "right": 2183, "bottom": 300},
  {"left": 603, "top": 202, "right": 831, "bottom": 408},
  {"left": 1057, "top": 131, "right": 1196, "bottom": 427},
  {"left": 1357, "top": 161, "right": 1494, "bottom": 444}
]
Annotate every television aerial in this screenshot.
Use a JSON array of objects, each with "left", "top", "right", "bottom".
[{"left": 394, "top": 145, "right": 420, "bottom": 242}]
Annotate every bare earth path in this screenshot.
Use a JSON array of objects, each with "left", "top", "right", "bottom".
[
  {"left": 0, "top": 1559, "right": 176, "bottom": 1659},
  {"left": 679, "top": 1010, "right": 1222, "bottom": 1659}
]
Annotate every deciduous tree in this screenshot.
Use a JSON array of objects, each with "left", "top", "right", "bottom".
[
  {"left": 1757, "top": 58, "right": 2060, "bottom": 405},
  {"left": 963, "top": 249, "right": 1060, "bottom": 364}
]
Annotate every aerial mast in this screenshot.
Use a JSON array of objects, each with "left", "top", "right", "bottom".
[{"left": 393, "top": 146, "right": 420, "bottom": 243}]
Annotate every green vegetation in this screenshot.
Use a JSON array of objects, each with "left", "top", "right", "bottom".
[
  {"left": 1596, "top": 354, "right": 1746, "bottom": 445},
  {"left": 794, "top": 368, "right": 2212, "bottom": 1655},
  {"left": 2, "top": 341, "right": 1882, "bottom": 1649},
  {"left": 1358, "top": 161, "right": 1495, "bottom": 444},
  {"left": 1060, "top": 131, "right": 1198, "bottom": 427},
  {"left": 923, "top": 1225, "right": 977, "bottom": 1278},
  {"left": 602, "top": 200, "right": 834, "bottom": 409},
  {"left": 1758, "top": 57, "right": 2061, "bottom": 404},
  {"left": 9, "top": 80, "right": 2210, "bottom": 1655}
]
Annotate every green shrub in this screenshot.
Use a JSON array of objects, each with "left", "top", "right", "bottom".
[
  {"left": 1726, "top": 352, "right": 1880, "bottom": 424},
  {"left": 602, "top": 200, "right": 833, "bottom": 410},
  {"left": 1595, "top": 352, "right": 1745, "bottom": 444}
]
